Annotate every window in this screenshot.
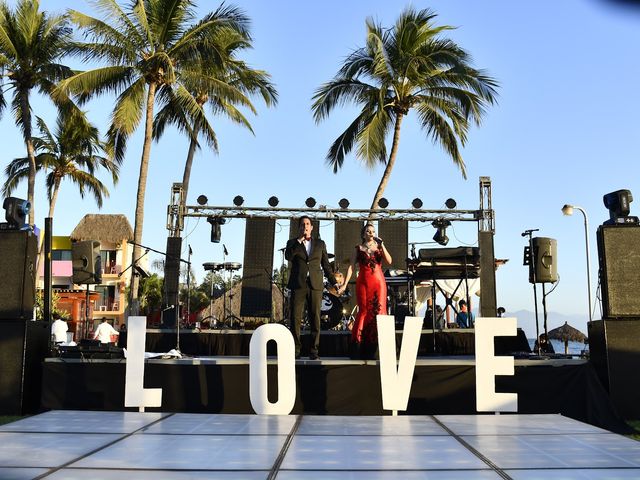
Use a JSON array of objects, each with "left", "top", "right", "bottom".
[
  {"left": 52, "top": 250, "right": 72, "bottom": 261},
  {"left": 100, "top": 250, "right": 118, "bottom": 273}
]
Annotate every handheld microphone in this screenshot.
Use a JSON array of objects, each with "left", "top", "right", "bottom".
[{"left": 374, "top": 237, "right": 382, "bottom": 244}]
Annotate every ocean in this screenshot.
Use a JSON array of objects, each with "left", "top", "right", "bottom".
[{"left": 527, "top": 338, "right": 587, "bottom": 356}]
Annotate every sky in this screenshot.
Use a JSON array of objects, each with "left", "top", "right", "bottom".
[{"left": 2, "top": 0, "right": 640, "bottom": 337}]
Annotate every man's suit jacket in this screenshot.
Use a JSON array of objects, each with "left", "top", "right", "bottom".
[{"left": 285, "top": 237, "right": 336, "bottom": 291}]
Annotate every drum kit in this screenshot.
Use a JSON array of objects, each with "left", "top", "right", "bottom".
[
  {"left": 202, "top": 261, "right": 243, "bottom": 329},
  {"left": 280, "top": 266, "right": 354, "bottom": 331}
]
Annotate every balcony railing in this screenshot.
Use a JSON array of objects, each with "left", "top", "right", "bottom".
[{"left": 96, "top": 300, "right": 121, "bottom": 312}]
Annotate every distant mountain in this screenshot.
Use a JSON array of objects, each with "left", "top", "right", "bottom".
[{"left": 508, "top": 310, "right": 589, "bottom": 339}]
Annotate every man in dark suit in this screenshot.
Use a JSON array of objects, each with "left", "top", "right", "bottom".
[{"left": 286, "top": 216, "right": 338, "bottom": 360}]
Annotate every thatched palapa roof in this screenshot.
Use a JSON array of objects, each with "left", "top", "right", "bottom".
[
  {"left": 71, "top": 214, "right": 134, "bottom": 244},
  {"left": 547, "top": 321, "right": 587, "bottom": 343}
]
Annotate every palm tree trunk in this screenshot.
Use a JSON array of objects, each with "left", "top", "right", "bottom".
[
  {"left": 20, "top": 92, "right": 36, "bottom": 226},
  {"left": 35, "top": 178, "right": 61, "bottom": 278},
  {"left": 181, "top": 126, "right": 199, "bottom": 203},
  {"left": 129, "top": 82, "right": 157, "bottom": 316},
  {"left": 370, "top": 113, "right": 404, "bottom": 211}
]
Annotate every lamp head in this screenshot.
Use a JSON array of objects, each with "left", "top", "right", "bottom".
[
  {"left": 268, "top": 196, "right": 279, "bottom": 207},
  {"left": 562, "top": 204, "right": 574, "bottom": 216},
  {"left": 432, "top": 219, "right": 451, "bottom": 246},
  {"left": 3, "top": 197, "right": 30, "bottom": 229}
]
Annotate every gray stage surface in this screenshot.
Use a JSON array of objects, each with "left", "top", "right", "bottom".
[{"left": 0, "top": 411, "right": 638, "bottom": 479}]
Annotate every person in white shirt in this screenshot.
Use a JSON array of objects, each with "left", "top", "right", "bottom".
[
  {"left": 93, "top": 317, "right": 119, "bottom": 344},
  {"left": 51, "top": 313, "right": 68, "bottom": 344}
]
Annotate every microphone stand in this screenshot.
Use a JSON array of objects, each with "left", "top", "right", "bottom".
[
  {"left": 522, "top": 229, "right": 541, "bottom": 355},
  {"left": 124, "top": 240, "right": 190, "bottom": 353}
]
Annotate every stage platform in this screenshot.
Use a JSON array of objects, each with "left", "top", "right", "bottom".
[
  {"left": 119, "top": 327, "right": 532, "bottom": 357},
  {"left": 41, "top": 355, "right": 630, "bottom": 434},
  {"left": 0, "top": 410, "right": 638, "bottom": 479}
]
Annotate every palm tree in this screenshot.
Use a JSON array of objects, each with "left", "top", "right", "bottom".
[
  {"left": 312, "top": 7, "right": 499, "bottom": 210},
  {"left": 3, "top": 111, "right": 118, "bottom": 271},
  {"left": 57, "top": 0, "right": 253, "bottom": 314},
  {"left": 3, "top": 112, "right": 117, "bottom": 219},
  {"left": 153, "top": 28, "right": 277, "bottom": 202},
  {"left": 0, "top": 0, "right": 75, "bottom": 225}
]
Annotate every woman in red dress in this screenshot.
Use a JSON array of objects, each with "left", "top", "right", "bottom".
[{"left": 339, "top": 223, "right": 392, "bottom": 358}]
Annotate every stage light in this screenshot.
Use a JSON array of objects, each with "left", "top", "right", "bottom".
[
  {"left": 445, "top": 198, "right": 457, "bottom": 209},
  {"left": 233, "top": 195, "right": 244, "bottom": 206},
  {"left": 339, "top": 198, "right": 350, "bottom": 209},
  {"left": 3, "top": 197, "right": 30, "bottom": 229},
  {"left": 432, "top": 219, "right": 451, "bottom": 246},
  {"left": 196, "top": 195, "right": 208, "bottom": 205},
  {"left": 207, "top": 216, "right": 226, "bottom": 243},
  {"left": 378, "top": 197, "right": 389, "bottom": 209},
  {"left": 602, "top": 189, "right": 638, "bottom": 225},
  {"left": 305, "top": 197, "right": 316, "bottom": 208},
  {"left": 268, "top": 196, "right": 279, "bottom": 207},
  {"left": 412, "top": 198, "right": 423, "bottom": 209}
]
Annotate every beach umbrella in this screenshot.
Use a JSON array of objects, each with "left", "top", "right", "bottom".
[{"left": 547, "top": 322, "right": 587, "bottom": 354}]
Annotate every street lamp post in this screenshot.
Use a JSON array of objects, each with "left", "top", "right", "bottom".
[{"left": 562, "top": 204, "right": 593, "bottom": 322}]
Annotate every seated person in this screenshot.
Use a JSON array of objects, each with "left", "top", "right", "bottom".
[
  {"left": 424, "top": 304, "right": 444, "bottom": 329},
  {"left": 534, "top": 333, "right": 555, "bottom": 354},
  {"left": 456, "top": 299, "right": 474, "bottom": 328}
]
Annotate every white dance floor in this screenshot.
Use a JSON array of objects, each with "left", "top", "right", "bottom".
[{"left": 0, "top": 411, "right": 638, "bottom": 479}]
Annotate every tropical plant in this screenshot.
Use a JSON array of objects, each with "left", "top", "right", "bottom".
[
  {"left": 2, "top": 111, "right": 117, "bottom": 220},
  {"left": 139, "top": 273, "right": 163, "bottom": 314},
  {"left": 0, "top": 0, "right": 75, "bottom": 225},
  {"left": 153, "top": 26, "right": 277, "bottom": 202},
  {"left": 311, "top": 7, "right": 499, "bottom": 209},
  {"left": 3, "top": 111, "right": 117, "bottom": 272},
  {"left": 57, "top": 0, "right": 254, "bottom": 314}
]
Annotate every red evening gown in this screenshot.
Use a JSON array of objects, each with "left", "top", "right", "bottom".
[{"left": 352, "top": 246, "right": 387, "bottom": 347}]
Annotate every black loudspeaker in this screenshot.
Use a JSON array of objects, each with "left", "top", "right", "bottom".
[
  {"left": 0, "top": 230, "right": 37, "bottom": 319},
  {"left": 588, "top": 319, "right": 640, "bottom": 419},
  {"left": 478, "top": 231, "right": 497, "bottom": 317},
  {"left": 0, "top": 320, "right": 49, "bottom": 414},
  {"left": 378, "top": 220, "right": 408, "bottom": 271},
  {"left": 162, "top": 236, "right": 182, "bottom": 328},
  {"left": 597, "top": 225, "right": 640, "bottom": 318},
  {"left": 163, "top": 237, "right": 182, "bottom": 305},
  {"left": 530, "top": 237, "right": 557, "bottom": 283},
  {"left": 241, "top": 218, "right": 275, "bottom": 318},
  {"left": 72, "top": 240, "right": 101, "bottom": 284},
  {"left": 334, "top": 220, "right": 363, "bottom": 314}
]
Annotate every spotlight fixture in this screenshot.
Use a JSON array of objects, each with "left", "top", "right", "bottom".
[
  {"left": 445, "top": 198, "right": 457, "bottom": 209},
  {"left": 233, "top": 195, "right": 244, "bottom": 206},
  {"left": 338, "top": 198, "right": 350, "bottom": 209},
  {"left": 268, "top": 196, "right": 279, "bottom": 207},
  {"left": 432, "top": 219, "right": 451, "bottom": 246},
  {"left": 196, "top": 194, "right": 208, "bottom": 205},
  {"left": 603, "top": 189, "right": 638, "bottom": 224},
  {"left": 378, "top": 197, "right": 389, "bottom": 209},
  {"left": 2, "top": 197, "right": 30, "bottom": 230},
  {"left": 305, "top": 197, "right": 316, "bottom": 208},
  {"left": 412, "top": 198, "right": 423, "bottom": 209},
  {"left": 206, "top": 216, "right": 226, "bottom": 243}
]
